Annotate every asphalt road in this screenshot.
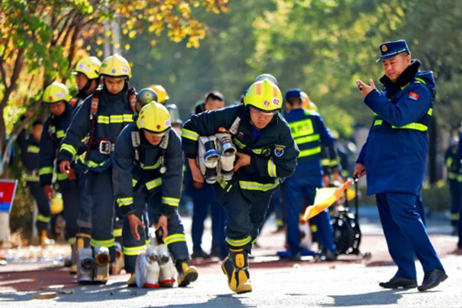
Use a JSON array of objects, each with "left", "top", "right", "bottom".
[{"left": 0, "top": 207, "right": 461, "bottom": 307}]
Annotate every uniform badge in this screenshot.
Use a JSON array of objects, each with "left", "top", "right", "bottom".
[
  {"left": 274, "top": 144, "right": 285, "bottom": 157},
  {"left": 381, "top": 44, "right": 388, "bottom": 52},
  {"left": 408, "top": 92, "right": 419, "bottom": 101},
  {"left": 272, "top": 98, "right": 280, "bottom": 106},
  {"left": 263, "top": 100, "right": 270, "bottom": 108}
]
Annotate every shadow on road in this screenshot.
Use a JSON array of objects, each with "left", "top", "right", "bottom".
[
  {"left": 323, "top": 289, "right": 402, "bottom": 306},
  {"left": 141, "top": 294, "right": 256, "bottom": 308}
]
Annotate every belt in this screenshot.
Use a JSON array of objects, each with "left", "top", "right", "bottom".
[{"left": 90, "top": 138, "right": 115, "bottom": 155}]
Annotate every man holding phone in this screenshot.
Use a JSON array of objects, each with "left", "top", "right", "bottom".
[{"left": 354, "top": 40, "right": 446, "bottom": 291}]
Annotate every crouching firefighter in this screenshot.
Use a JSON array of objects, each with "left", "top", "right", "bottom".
[
  {"left": 182, "top": 79, "right": 298, "bottom": 293},
  {"left": 58, "top": 54, "right": 136, "bottom": 284},
  {"left": 112, "top": 102, "right": 198, "bottom": 287}
]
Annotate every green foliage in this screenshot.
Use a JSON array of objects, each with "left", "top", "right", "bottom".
[
  {"left": 8, "top": 155, "right": 34, "bottom": 236},
  {"left": 127, "top": 0, "right": 461, "bottom": 140},
  {"left": 357, "top": 180, "right": 450, "bottom": 211},
  {"left": 421, "top": 180, "right": 451, "bottom": 211},
  {"left": 401, "top": 0, "right": 462, "bottom": 131},
  {"left": 128, "top": 0, "right": 273, "bottom": 117}
]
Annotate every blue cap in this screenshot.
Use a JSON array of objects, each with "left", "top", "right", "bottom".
[
  {"left": 376, "top": 40, "right": 410, "bottom": 62},
  {"left": 285, "top": 88, "right": 302, "bottom": 101}
]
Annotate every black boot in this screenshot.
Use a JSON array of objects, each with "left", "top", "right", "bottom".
[
  {"left": 418, "top": 269, "right": 447, "bottom": 292},
  {"left": 379, "top": 276, "right": 417, "bottom": 289}
]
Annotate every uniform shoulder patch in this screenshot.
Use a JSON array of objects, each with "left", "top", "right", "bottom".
[
  {"left": 274, "top": 144, "right": 286, "bottom": 157},
  {"left": 408, "top": 91, "right": 419, "bottom": 101}
]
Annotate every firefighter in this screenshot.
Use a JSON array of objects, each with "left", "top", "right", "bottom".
[
  {"left": 58, "top": 54, "right": 136, "bottom": 283},
  {"left": 136, "top": 88, "right": 158, "bottom": 113},
  {"left": 182, "top": 79, "right": 298, "bottom": 293},
  {"left": 355, "top": 39, "right": 446, "bottom": 291},
  {"left": 17, "top": 119, "right": 51, "bottom": 245},
  {"left": 73, "top": 56, "right": 101, "bottom": 103},
  {"left": 39, "top": 81, "right": 80, "bottom": 272},
  {"left": 112, "top": 102, "right": 198, "bottom": 287},
  {"left": 278, "top": 88, "right": 339, "bottom": 261},
  {"left": 150, "top": 84, "right": 169, "bottom": 105},
  {"left": 71, "top": 56, "right": 101, "bottom": 263}
]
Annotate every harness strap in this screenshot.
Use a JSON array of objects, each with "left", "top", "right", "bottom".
[{"left": 85, "top": 90, "right": 100, "bottom": 162}]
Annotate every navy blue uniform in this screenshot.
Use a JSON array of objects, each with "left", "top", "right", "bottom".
[
  {"left": 357, "top": 60, "right": 444, "bottom": 280},
  {"left": 282, "top": 108, "right": 337, "bottom": 254},
  {"left": 17, "top": 128, "right": 50, "bottom": 232},
  {"left": 58, "top": 88, "right": 134, "bottom": 256},
  {"left": 113, "top": 124, "right": 189, "bottom": 272},
  {"left": 182, "top": 104, "right": 298, "bottom": 252},
  {"left": 71, "top": 97, "right": 93, "bottom": 237},
  {"left": 39, "top": 103, "right": 79, "bottom": 243}
]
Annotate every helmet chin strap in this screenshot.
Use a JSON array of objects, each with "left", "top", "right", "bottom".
[
  {"left": 77, "top": 80, "right": 91, "bottom": 99},
  {"left": 78, "top": 78, "right": 99, "bottom": 99}
]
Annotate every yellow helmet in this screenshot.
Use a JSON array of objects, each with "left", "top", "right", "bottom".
[
  {"left": 243, "top": 79, "right": 282, "bottom": 112},
  {"left": 43, "top": 81, "right": 71, "bottom": 104},
  {"left": 100, "top": 54, "right": 131, "bottom": 79},
  {"left": 150, "top": 84, "right": 169, "bottom": 104},
  {"left": 136, "top": 102, "right": 171, "bottom": 133},
  {"left": 73, "top": 56, "right": 102, "bottom": 79},
  {"left": 301, "top": 91, "right": 318, "bottom": 112}
]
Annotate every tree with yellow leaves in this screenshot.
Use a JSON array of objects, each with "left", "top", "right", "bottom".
[{"left": 0, "top": 0, "right": 228, "bottom": 176}]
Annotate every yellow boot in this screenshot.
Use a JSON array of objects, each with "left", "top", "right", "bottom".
[
  {"left": 175, "top": 260, "right": 198, "bottom": 287},
  {"left": 40, "top": 230, "right": 48, "bottom": 246},
  {"left": 221, "top": 249, "right": 252, "bottom": 294},
  {"left": 127, "top": 273, "right": 137, "bottom": 287},
  {"left": 69, "top": 264, "right": 77, "bottom": 274}
]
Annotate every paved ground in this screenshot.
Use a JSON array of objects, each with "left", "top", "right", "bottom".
[{"left": 0, "top": 206, "right": 461, "bottom": 307}]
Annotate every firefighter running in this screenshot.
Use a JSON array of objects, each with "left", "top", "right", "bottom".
[{"left": 182, "top": 79, "right": 298, "bottom": 293}]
